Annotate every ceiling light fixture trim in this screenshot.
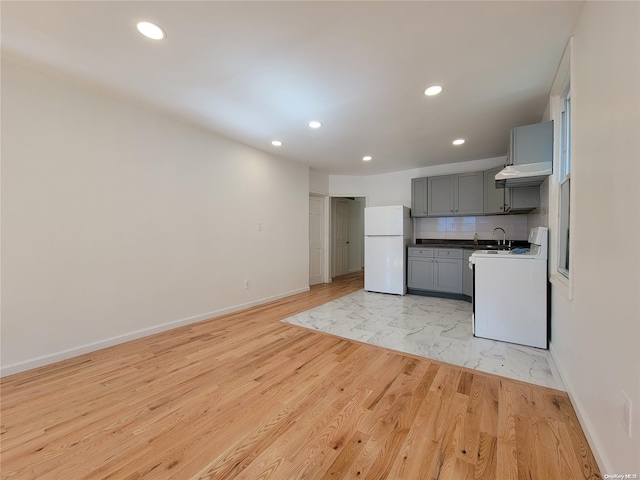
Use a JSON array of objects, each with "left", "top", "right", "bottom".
[
  {"left": 308, "top": 121, "right": 322, "bottom": 129},
  {"left": 424, "top": 85, "right": 443, "bottom": 96},
  {"left": 136, "top": 21, "right": 166, "bottom": 40}
]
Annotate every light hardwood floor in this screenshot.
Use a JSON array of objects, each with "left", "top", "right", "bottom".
[{"left": 1, "top": 272, "right": 601, "bottom": 479}]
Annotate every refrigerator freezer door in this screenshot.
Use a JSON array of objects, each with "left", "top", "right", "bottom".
[
  {"left": 364, "top": 206, "right": 408, "bottom": 236},
  {"left": 364, "top": 236, "right": 406, "bottom": 295}
]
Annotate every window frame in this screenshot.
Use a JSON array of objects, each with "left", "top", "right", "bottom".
[
  {"left": 557, "top": 86, "right": 571, "bottom": 279},
  {"left": 548, "top": 36, "right": 574, "bottom": 299}
]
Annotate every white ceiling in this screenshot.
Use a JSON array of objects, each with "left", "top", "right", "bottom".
[{"left": 1, "top": 1, "right": 584, "bottom": 175}]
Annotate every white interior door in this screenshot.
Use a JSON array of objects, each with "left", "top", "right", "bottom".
[
  {"left": 309, "top": 195, "right": 324, "bottom": 285},
  {"left": 333, "top": 199, "right": 349, "bottom": 277}
]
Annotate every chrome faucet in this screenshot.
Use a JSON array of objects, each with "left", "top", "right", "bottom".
[{"left": 493, "top": 227, "right": 506, "bottom": 245}]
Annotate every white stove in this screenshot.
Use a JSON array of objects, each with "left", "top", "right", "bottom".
[{"left": 469, "top": 227, "right": 548, "bottom": 349}]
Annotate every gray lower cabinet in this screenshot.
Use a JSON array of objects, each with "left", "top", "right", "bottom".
[
  {"left": 408, "top": 257, "right": 434, "bottom": 290},
  {"left": 462, "top": 250, "right": 473, "bottom": 297},
  {"left": 408, "top": 248, "right": 462, "bottom": 294},
  {"left": 434, "top": 258, "right": 462, "bottom": 293},
  {"left": 411, "top": 177, "right": 428, "bottom": 217},
  {"left": 428, "top": 173, "right": 483, "bottom": 216},
  {"left": 407, "top": 248, "right": 434, "bottom": 289}
]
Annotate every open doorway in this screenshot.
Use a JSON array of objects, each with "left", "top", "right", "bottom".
[{"left": 331, "top": 197, "right": 365, "bottom": 279}]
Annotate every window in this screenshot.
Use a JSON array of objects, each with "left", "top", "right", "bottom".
[{"left": 558, "top": 87, "right": 571, "bottom": 277}]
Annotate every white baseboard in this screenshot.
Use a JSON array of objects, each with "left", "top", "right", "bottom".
[
  {"left": 0, "top": 286, "right": 310, "bottom": 378},
  {"left": 549, "top": 343, "right": 610, "bottom": 474}
]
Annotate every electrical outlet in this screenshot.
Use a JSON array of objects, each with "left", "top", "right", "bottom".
[
  {"left": 244, "top": 279, "right": 250, "bottom": 289},
  {"left": 257, "top": 222, "right": 263, "bottom": 231},
  {"left": 623, "top": 391, "right": 632, "bottom": 438}
]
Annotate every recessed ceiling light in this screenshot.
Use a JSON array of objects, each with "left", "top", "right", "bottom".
[
  {"left": 424, "top": 85, "right": 443, "bottom": 96},
  {"left": 308, "top": 121, "right": 322, "bottom": 129},
  {"left": 453, "top": 139, "right": 465, "bottom": 145},
  {"left": 136, "top": 21, "right": 166, "bottom": 40},
  {"left": 271, "top": 140, "right": 283, "bottom": 147},
  {"left": 362, "top": 156, "right": 372, "bottom": 161}
]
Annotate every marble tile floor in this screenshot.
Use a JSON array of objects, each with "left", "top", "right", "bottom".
[{"left": 282, "top": 290, "right": 564, "bottom": 391}]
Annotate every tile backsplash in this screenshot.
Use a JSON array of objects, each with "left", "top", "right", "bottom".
[{"left": 414, "top": 214, "right": 530, "bottom": 241}]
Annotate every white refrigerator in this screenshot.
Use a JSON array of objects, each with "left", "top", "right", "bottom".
[{"left": 364, "top": 205, "right": 412, "bottom": 295}]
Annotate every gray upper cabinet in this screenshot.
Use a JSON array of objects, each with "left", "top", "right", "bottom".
[
  {"left": 455, "top": 172, "right": 484, "bottom": 215},
  {"left": 484, "top": 166, "right": 507, "bottom": 214},
  {"left": 508, "top": 121, "right": 553, "bottom": 166},
  {"left": 427, "top": 176, "right": 454, "bottom": 216},
  {"left": 428, "top": 173, "right": 483, "bottom": 216},
  {"left": 484, "top": 166, "right": 540, "bottom": 214},
  {"left": 411, "top": 177, "right": 428, "bottom": 217},
  {"left": 506, "top": 185, "right": 540, "bottom": 212}
]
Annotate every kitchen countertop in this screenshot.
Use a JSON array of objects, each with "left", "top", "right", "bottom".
[{"left": 409, "top": 239, "right": 529, "bottom": 250}]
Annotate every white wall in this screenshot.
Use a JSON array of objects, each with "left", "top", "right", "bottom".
[
  {"left": 309, "top": 169, "right": 329, "bottom": 195},
  {"left": 1, "top": 60, "right": 310, "bottom": 375},
  {"left": 329, "top": 156, "right": 506, "bottom": 207},
  {"left": 547, "top": 2, "right": 640, "bottom": 474}
]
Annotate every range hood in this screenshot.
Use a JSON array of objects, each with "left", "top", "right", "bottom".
[{"left": 495, "top": 162, "right": 552, "bottom": 188}]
